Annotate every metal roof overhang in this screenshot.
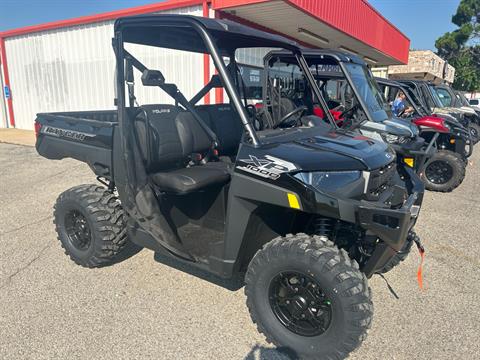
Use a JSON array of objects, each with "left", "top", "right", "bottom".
[{"left": 212, "top": 0, "right": 410, "bottom": 66}]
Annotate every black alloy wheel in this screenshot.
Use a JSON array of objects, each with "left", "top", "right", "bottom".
[
  {"left": 269, "top": 271, "right": 332, "bottom": 337},
  {"left": 470, "top": 125, "right": 478, "bottom": 139},
  {"left": 245, "top": 234, "right": 372, "bottom": 360},
  {"left": 421, "top": 150, "right": 466, "bottom": 192},
  {"left": 64, "top": 210, "right": 92, "bottom": 251},
  {"left": 468, "top": 123, "right": 480, "bottom": 144},
  {"left": 424, "top": 160, "right": 453, "bottom": 185},
  {"left": 54, "top": 184, "right": 129, "bottom": 267}
]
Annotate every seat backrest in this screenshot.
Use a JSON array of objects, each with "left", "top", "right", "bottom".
[
  {"left": 134, "top": 104, "right": 212, "bottom": 172},
  {"left": 195, "top": 104, "right": 243, "bottom": 157}
]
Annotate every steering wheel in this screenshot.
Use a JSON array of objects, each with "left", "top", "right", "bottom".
[
  {"left": 332, "top": 104, "right": 344, "bottom": 112},
  {"left": 275, "top": 106, "right": 307, "bottom": 128},
  {"left": 246, "top": 104, "right": 256, "bottom": 118},
  {"left": 339, "top": 103, "right": 359, "bottom": 119},
  {"left": 246, "top": 104, "right": 265, "bottom": 131},
  {"left": 397, "top": 107, "right": 406, "bottom": 117}
]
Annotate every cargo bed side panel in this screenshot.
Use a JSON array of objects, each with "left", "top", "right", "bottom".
[{"left": 35, "top": 111, "right": 117, "bottom": 178}]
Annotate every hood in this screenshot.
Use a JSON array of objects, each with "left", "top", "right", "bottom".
[
  {"left": 434, "top": 106, "right": 466, "bottom": 115},
  {"left": 360, "top": 117, "right": 418, "bottom": 138},
  {"left": 254, "top": 126, "right": 395, "bottom": 172},
  {"left": 458, "top": 106, "right": 477, "bottom": 115}
]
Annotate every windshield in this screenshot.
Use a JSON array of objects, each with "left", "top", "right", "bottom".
[
  {"left": 428, "top": 85, "right": 447, "bottom": 108},
  {"left": 378, "top": 82, "right": 422, "bottom": 117},
  {"left": 258, "top": 53, "right": 338, "bottom": 130},
  {"left": 456, "top": 92, "right": 470, "bottom": 106},
  {"left": 343, "top": 63, "right": 390, "bottom": 122},
  {"left": 404, "top": 86, "right": 428, "bottom": 113}
]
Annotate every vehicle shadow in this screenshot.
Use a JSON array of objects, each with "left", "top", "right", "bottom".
[
  {"left": 153, "top": 251, "right": 244, "bottom": 291},
  {"left": 109, "top": 242, "right": 144, "bottom": 266},
  {"left": 244, "top": 344, "right": 297, "bottom": 360}
]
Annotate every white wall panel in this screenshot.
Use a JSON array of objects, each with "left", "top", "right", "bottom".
[
  {"left": 4, "top": 5, "right": 202, "bottom": 129},
  {"left": 0, "top": 62, "right": 8, "bottom": 127}
]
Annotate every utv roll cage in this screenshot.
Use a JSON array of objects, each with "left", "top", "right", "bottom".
[
  {"left": 263, "top": 49, "right": 390, "bottom": 126},
  {"left": 396, "top": 80, "right": 443, "bottom": 114},
  {"left": 375, "top": 77, "right": 428, "bottom": 117},
  {"left": 113, "top": 15, "right": 337, "bottom": 144}
]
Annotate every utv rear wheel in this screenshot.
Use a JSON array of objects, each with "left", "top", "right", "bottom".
[
  {"left": 422, "top": 150, "right": 466, "bottom": 192},
  {"left": 245, "top": 234, "right": 372, "bottom": 360},
  {"left": 54, "top": 184, "right": 128, "bottom": 267}
]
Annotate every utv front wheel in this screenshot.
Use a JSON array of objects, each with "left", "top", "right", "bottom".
[
  {"left": 245, "top": 234, "right": 372, "bottom": 360},
  {"left": 468, "top": 123, "right": 480, "bottom": 144},
  {"left": 54, "top": 184, "right": 128, "bottom": 267},
  {"left": 421, "top": 150, "right": 466, "bottom": 192}
]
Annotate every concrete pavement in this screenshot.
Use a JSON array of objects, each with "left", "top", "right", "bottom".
[{"left": 0, "top": 142, "right": 479, "bottom": 359}]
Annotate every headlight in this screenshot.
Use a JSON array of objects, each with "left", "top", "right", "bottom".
[
  {"left": 384, "top": 134, "right": 408, "bottom": 144},
  {"left": 294, "top": 171, "right": 362, "bottom": 193}
]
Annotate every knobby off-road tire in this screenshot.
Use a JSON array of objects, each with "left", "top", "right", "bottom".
[
  {"left": 54, "top": 184, "right": 128, "bottom": 267},
  {"left": 245, "top": 234, "right": 373, "bottom": 360},
  {"left": 468, "top": 123, "right": 480, "bottom": 144},
  {"left": 378, "top": 231, "right": 416, "bottom": 274},
  {"left": 421, "top": 150, "right": 466, "bottom": 192}
]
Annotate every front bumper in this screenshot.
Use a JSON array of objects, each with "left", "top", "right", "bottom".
[
  {"left": 294, "top": 163, "right": 425, "bottom": 278},
  {"left": 390, "top": 140, "right": 436, "bottom": 174},
  {"left": 356, "top": 166, "right": 424, "bottom": 277}
]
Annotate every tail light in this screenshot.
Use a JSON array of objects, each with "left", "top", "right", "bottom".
[{"left": 34, "top": 120, "right": 42, "bottom": 138}]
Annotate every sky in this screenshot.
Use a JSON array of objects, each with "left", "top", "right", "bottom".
[
  {"left": 0, "top": 0, "right": 462, "bottom": 51},
  {"left": 368, "top": 0, "right": 461, "bottom": 50}
]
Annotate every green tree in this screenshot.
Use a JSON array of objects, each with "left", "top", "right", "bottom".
[{"left": 435, "top": 0, "right": 480, "bottom": 91}]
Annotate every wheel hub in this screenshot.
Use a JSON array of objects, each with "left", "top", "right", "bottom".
[
  {"left": 65, "top": 210, "right": 92, "bottom": 250},
  {"left": 290, "top": 296, "right": 308, "bottom": 317},
  {"left": 425, "top": 160, "right": 453, "bottom": 185},
  {"left": 269, "top": 271, "right": 332, "bottom": 337}
]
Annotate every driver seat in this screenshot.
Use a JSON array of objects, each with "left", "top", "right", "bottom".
[{"left": 134, "top": 104, "right": 230, "bottom": 194}]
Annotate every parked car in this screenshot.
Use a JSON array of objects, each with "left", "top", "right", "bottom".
[
  {"left": 469, "top": 98, "right": 480, "bottom": 110},
  {"left": 34, "top": 15, "right": 426, "bottom": 360}
]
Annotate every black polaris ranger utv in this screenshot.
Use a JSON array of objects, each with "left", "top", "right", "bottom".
[{"left": 35, "top": 15, "right": 424, "bottom": 360}]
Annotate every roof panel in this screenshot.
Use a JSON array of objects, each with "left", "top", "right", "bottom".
[{"left": 213, "top": 0, "right": 410, "bottom": 64}]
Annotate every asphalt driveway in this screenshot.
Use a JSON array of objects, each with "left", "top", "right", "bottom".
[{"left": 0, "top": 142, "right": 479, "bottom": 359}]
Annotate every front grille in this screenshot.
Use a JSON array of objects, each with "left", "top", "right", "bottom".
[{"left": 365, "top": 161, "right": 397, "bottom": 200}]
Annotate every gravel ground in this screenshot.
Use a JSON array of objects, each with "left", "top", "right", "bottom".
[{"left": 0, "top": 142, "right": 479, "bottom": 360}]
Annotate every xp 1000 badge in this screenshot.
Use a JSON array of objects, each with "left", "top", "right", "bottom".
[{"left": 237, "top": 155, "right": 297, "bottom": 180}]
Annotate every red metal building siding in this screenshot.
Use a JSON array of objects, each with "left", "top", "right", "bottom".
[
  {"left": 211, "top": 0, "right": 268, "bottom": 8},
  {"left": 287, "top": 0, "right": 410, "bottom": 63}
]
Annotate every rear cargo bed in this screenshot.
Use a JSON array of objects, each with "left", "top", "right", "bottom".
[{"left": 35, "top": 110, "right": 118, "bottom": 178}]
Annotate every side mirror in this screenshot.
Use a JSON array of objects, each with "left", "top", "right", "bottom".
[{"left": 141, "top": 69, "right": 165, "bottom": 86}]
